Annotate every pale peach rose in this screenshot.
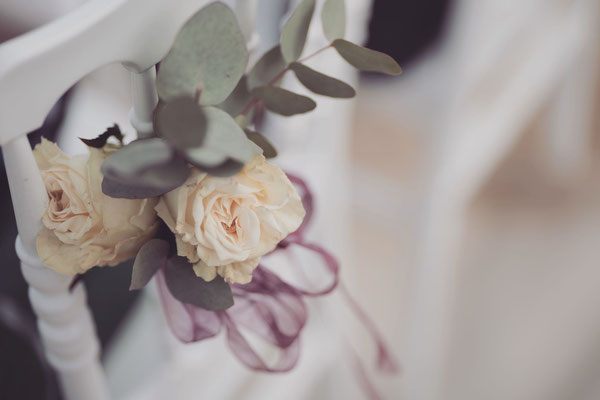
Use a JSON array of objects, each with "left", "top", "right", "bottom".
[
  {"left": 155, "top": 154, "right": 305, "bottom": 284},
  {"left": 34, "top": 139, "right": 158, "bottom": 275}
]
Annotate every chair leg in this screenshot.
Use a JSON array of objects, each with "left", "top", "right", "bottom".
[
  {"left": 4, "top": 135, "right": 109, "bottom": 400},
  {"left": 17, "top": 237, "right": 110, "bottom": 400}
]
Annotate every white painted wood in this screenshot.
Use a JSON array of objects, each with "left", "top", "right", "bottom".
[
  {"left": 0, "top": 0, "right": 208, "bottom": 146},
  {"left": 0, "top": 1, "right": 228, "bottom": 399},
  {"left": 129, "top": 67, "right": 159, "bottom": 139},
  {"left": 4, "top": 134, "right": 110, "bottom": 400}
]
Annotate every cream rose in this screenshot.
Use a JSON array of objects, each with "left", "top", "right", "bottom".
[
  {"left": 155, "top": 154, "right": 305, "bottom": 284},
  {"left": 34, "top": 138, "right": 159, "bottom": 275}
]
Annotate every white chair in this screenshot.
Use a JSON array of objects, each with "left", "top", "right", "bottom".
[
  {"left": 0, "top": 0, "right": 374, "bottom": 398},
  {"left": 0, "top": 1, "right": 257, "bottom": 398}
]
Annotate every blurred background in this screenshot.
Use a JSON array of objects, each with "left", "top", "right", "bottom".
[{"left": 2, "top": 0, "right": 600, "bottom": 399}]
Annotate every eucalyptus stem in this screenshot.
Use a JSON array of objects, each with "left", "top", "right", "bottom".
[{"left": 241, "top": 44, "right": 334, "bottom": 116}]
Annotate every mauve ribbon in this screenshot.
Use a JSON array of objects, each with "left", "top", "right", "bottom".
[{"left": 156, "top": 172, "right": 398, "bottom": 391}]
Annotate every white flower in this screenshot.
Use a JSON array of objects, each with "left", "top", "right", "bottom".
[
  {"left": 156, "top": 154, "right": 305, "bottom": 284},
  {"left": 34, "top": 139, "right": 158, "bottom": 275}
]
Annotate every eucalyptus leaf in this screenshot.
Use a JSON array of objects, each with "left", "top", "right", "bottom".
[
  {"left": 184, "top": 107, "right": 259, "bottom": 167},
  {"left": 153, "top": 97, "right": 206, "bottom": 148},
  {"left": 156, "top": 3, "right": 249, "bottom": 105},
  {"left": 165, "top": 255, "right": 234, "bottom": 311},
  {"left": 80, "top": 124, "right": 124, "bottom": 148},
  {"left": 321, "top": 0, "right": 346, "bottom": 41},
  {"left": 200, "top": 159, "right": 244, "bottom": 177},
  {"left": 280, "top": 0, "right": 316, "bottom": 62},
  {"left": 130, "top": 239, "right": 170, "bottom": 290},
  {"left": 101, "top": 141, "right": 190, "bottom": 199},
  {"left": 102, "top": 176, "right": 172, "bottom": 199},
  {"left": 244, "top": 129, "right": 277, "bottom": 158},
  {"left": 101, "top": 138, "right": 173, "bottom": 177},
  {"left": 217, "top": 76, "right": 252, "bottom": 116},
  {"left": 247, "top": 45, "right": 287, "bottom": 89},
  {"left": 332, "top": 39, "right": 402, "bottom": 75},
  {"left": 184, "top": 146, "right": 228, "bottom": 168},
  {"left": 252, "top": 86, "right": 316, "bottom": 116},
  {"left": 290, "top": 62, "right": 355, "bottom": 98},
  {"left": 101, "top": 156, "right": 190, "bottom": 199}
]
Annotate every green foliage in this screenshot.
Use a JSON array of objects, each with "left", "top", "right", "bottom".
[
  {"left": 280, "top": 0, "right": 316, "bottom": 63},
  {"left": 101, "top": 139, "right": 190, "bottom": 199},
  {"left": 165, "top": 256, "right": 234, "bottom": 311},
  {"left": 244, "top": 129, "right": 277, "bottom": 158},
  {"left": 156, "top": 3, "right": 248, "bottom": 105},
  {"left": 130, "top": 239, "right": 170, "bottom": 290},
  {"left": 218, "top": 76, "right": 253, "bottom": 116},
  {"left": 252, "top": 86, "right": 316, "bottom": 116},
  {"left": 290, "top": 62, "right": 355, "bottom": 98},
  {"left": 153, "top": 98, "right": 206, "bottom": 148},
  {"left": 80, "top": 124, "right": 124, "bottom": 148},
  {"left": 99, "top": 0, "right": 404, "bottom": 201},
  {"left": 332, "top": 39, "right": 402, "bottom": 75},
  {"left": 183, "top": 107, "right": 259, "bottom": 172},
  {"left": 321, "top": 0, "right": 346, "bottom": 41},
  {"left": 200, "top": 159, "right": 245, "bottom": 177},
  {"left": 247, "top": 45, "right": 287, "bottom": 89},
  {"left": 101, "top": 139, "right": 172, "bottom": 177}
]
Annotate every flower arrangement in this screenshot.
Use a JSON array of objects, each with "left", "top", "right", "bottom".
[{"left": 33, "top": 0, "right": 400, "bottom": 386}]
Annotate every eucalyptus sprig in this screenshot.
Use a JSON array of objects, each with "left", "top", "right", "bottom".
[
  {"left": 98, "top": 0, "right": 400, "bottom": 201},
  {"left": 88, "top": 0, "right": 401, "bottom": 311}
]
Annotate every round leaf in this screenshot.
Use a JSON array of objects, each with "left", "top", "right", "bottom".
[
  {"left": 153, "top": 98, "right": 206, "bottom": 148},
  {"left": 321, "top": 0, "right": 346, "bottom": 41},
  {"left": 290, "top": 62, "right": 355, "bottom": 98},
  {"left": 244, "top": 129, "right": 277, "bottom": 158},
  {"left": 201, "top": 159, "right": 244, "bottom": 177},
  {"left": 165, "top": 256, "right": 234, "bottom": 311},
  {"left": 217, "top": 76, "right": 252, "bottom": 117},
  {"left": 130, "top": 239, "right": 170, "bottom": 290},
  {"left": 101, "top": 157, "right": 190, "bottom": 199},
  {"left": 101, "top": 139, "right": 173, "bottom": 177},
  {"left": 101, "top": 140, "right": 190, "bottom": 199},
  {"left": 332, "top": 39, "right": 402, "bottom": 75},
  {"left": 184, "top": 107, "right": 258, "bottom": 167},
  {"left": 156, "top": 3, "right": 249, "bottom": 105},
  {"left": 280, "top": 0, "right": 316, "bottom": 63},
  {"left": 252, "top": 86, "right": 316, "bottom": 116},
  {"left": 247, "top": 45, "right": 287, "bottom": 89}
]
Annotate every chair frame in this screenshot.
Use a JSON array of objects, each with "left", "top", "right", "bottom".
[{"left": 0, "top": 1, "right": 256, "bottom": 398}]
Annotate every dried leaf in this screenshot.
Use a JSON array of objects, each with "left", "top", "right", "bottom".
[{"left": 80, "top": 124, "right": 124, "bottom": 148}]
